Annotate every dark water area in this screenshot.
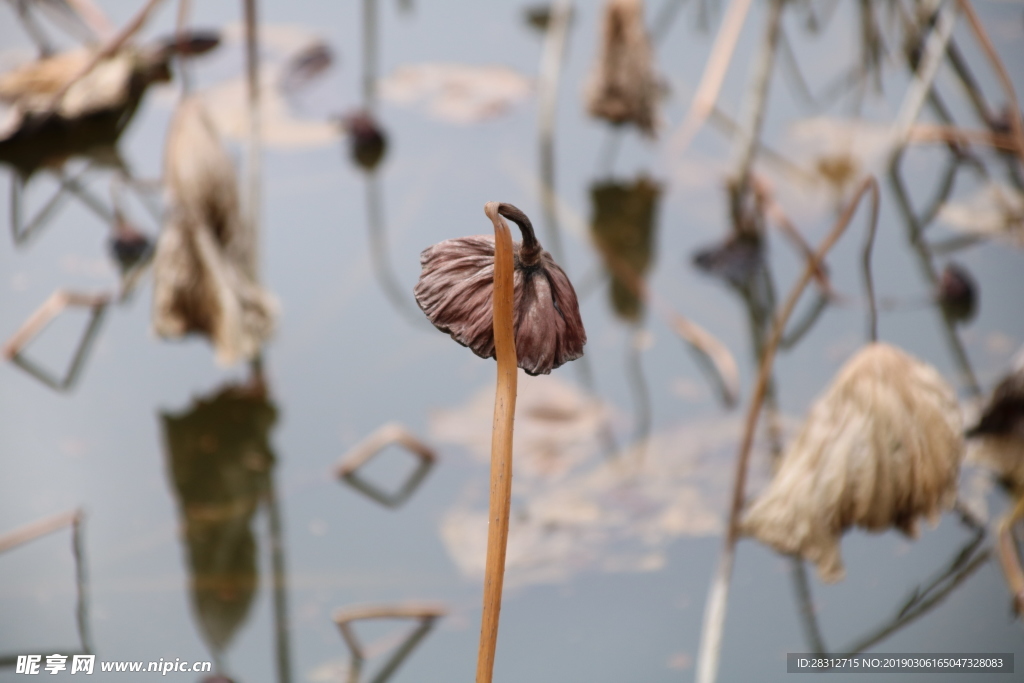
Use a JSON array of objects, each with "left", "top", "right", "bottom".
[{"left": 1, "top": 1, "right": 1023, "bottom": 682}]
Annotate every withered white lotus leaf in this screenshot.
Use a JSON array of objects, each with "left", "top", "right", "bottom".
[
  {"left": 740, "top": 342, "right": 964, "bottom": 583},
  {"left": 413, "top": 203, "right": 586, "bottom": 376},
  {"left": 152, "top": 97, "right": 276, "bottom": 365},
  {"left": 585, "top": 0, "right": 660, "bottom": 136}
]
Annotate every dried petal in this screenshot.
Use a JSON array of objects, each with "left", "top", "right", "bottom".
[
  {"left": 741, "top": 342, "right": 964, "bottom": 582},
  {"left": 414, "top": 204, "right": 585, "bottom": 375}
]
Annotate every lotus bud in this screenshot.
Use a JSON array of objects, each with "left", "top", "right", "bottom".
[
  {"left": 585, "top": 0, "right": 660, "bottom": 136},
  {"left": 414, "top": 203, "right": 586, "bottom": 376},
  {"left": 938, "top": 262, "right": 977, "bottom": 323},
  {"left": 341, "top": 110, "right": 387, "bottom": 172},
  {"left": 741, "top": 342, "right": 964, "bottom": 582}
]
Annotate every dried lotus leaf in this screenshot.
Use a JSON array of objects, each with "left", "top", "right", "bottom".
[
  {"left": 152, "top": 97, "right": 276, "bottom": 365},
  {"left": 741, "top": 342, "right": 964, "bottom": 582},
  {"left": 585, "top": 0, "right": 660, "bottom": 136}
]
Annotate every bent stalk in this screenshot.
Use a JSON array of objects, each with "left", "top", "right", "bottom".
[{"left": 476, "top": 202, "right": 518, "bottom": 683}]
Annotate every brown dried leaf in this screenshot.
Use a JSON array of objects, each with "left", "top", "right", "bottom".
[
  {"left": 585, "top": 0, "right": 660, "bottom": 136},
  {"left": 152, "top": 97, "right": 276, "bottom": 365}
]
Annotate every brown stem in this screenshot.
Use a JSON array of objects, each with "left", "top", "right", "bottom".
[
  {"left": 497, "top": 203, "right": 541, "bottom": 266},
  {"left": 956, "top": 0, "right": 1024, "bottom": 161},
  {"left": 243, "top": 0, "right": 263, "bottom": 281},
  {"left": 476, "top": 202, "right": 518, "bottom": 683},
  {"left": 671, "top": 0, "right": 754, "bottom": 158},
  {"left": 0, "top": 509, "right": 82, "bottom": 554},
  {"left": 997, "top": 496, "right": 1024, "bottom": 613}
]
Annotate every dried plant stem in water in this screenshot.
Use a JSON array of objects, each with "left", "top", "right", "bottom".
[
  {"left": 2, "top": 290, "right": 109, "bottom": 360},
  {"left": 696, "top": 178, "right": 880, "bottom": 683},
  {"left": 997, "top": 496, "right": 1024, "bottom": 613},
  {"left": 956, "top": 0, "right": 1024, "bottom": 161},
  {"left": 0, "top": 509, "right": 82, "bottom": 554},
  {"left": 475, "top": 203, "right": 518, "bottom": 683},
  {"left": 243, "top": 0, "right": 262, "bottom": 279},
  {"left": 671, "top": 0, "right": 753, "bottom": 156}
]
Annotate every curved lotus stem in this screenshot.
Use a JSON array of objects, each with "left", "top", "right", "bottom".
[{"left": 475, "top": 202, "right": 518, "bottom": 683}]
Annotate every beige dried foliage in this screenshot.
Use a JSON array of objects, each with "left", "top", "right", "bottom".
[
  {"left": 741, "top": 342, "right": 964, "bottom": 582},
  {"left": 0, "top": 48, "right": 144, "bottom": 119},
  {"left": 152, "top": 97, "right": 276, "bottom": 365},
  {"left": 585, "top": 0, "right": 660, "bottom": 136}
]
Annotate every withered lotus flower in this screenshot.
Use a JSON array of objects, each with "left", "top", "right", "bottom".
[
  {"left": 585, "top": 0, "right": 660, "bottom": 136},
  {"left": 741, "top": 342, "right": 964, "bottom": 583},
  {"left": 414, "top": 203, "right": 586, "bottom": 376},
  {"left": 966, "top": 352, "right": 1024, "bottom": 488},
  {"left": 152, "top": 97, "right": 276, "bottom": 365}
]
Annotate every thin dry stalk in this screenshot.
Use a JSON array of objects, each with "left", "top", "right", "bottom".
[
  {"left": 175, "top": 0, "right": 194, "bottom": 94},
  {"left": 671, "top": 0, "right": 754, "bottom": 157},
  {"left": 955, "top": 0, "right": 1024, "bottom": 160},
  {"left": 0, "top": 509, "right": 82, "bottom": 554},
  {"left": 908, "top": 123, "right": 1017, "bottom": 152},
  {"left": 891, "top": 0, "right": 956, "bottom": 146},
  {"left": 475, "top": 203, "right": 518, "bottom": 683},
  {"left": 752, "top": 176, "right": 837, "bottom": 299},
  {"left": 2, "top": 290, "right": 109, "bottom": 360},
  {"left": 537, "top": 0, "right": 572, "bottom": 262},
  {"left": 731, "top": 0, "right": 785, "bottom": 197},
  {"left": 335, "top": 423, "right": 435, "bottom": 478},
  {"left": 695, "top": 177, "right": 880, "bottom": 683},
  {"left": 334, "top": 602, "right": 447, "bottom": 659},
  {"left": 243, "top": 0, "right": 262, "bottom": 280},
  {"left": 997, "top": 496, "right": 1024, "bottom": 613},
  {"left": 65, "top": 0, "right": 116, "bottom": 37}
]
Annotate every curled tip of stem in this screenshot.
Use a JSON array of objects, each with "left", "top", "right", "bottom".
[{"left": 497, "top": 202, "right": 541, "bottom": 266}]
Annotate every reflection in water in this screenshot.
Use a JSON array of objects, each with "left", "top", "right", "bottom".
[
  {"left": 0, "top": 510, "right": 92, "bottom": 666},
  {"left": 162, "top": 380, "right": 281, "bottom": 677},
  {"left": 434, "top": 373, "right": 776, "bottom": 587},
  {"left": 3, "top": 290, "right": 110, "bottom": 392},
  {"left": 589, "top": 178, "right": 659, "bottom": 450},
  {"left": 332, "top": 603, "right": 446, "bottom": 683},
  {"left": 335, "top": 423, "right": 436, "bottom": 509},
  {"left": 589, "top": 177, "right": 659, "bottom": 323}
]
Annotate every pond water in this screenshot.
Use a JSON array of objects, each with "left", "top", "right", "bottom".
[{"left": 1, "top": 1, "right": 1023, "bottom": 682}]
